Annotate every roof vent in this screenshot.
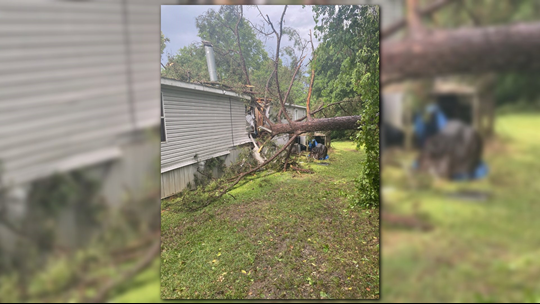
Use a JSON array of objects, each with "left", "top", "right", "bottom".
[{"left": 202, "top": 41, "right": 218, "bottom": 82}]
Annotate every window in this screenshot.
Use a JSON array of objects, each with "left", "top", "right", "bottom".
[{"left": 161, "top": 92, "right": 167, "bottom": 143}]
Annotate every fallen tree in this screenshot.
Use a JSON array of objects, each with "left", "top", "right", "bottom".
[
  {"left": 269, "top": 115, "right": 362, "bottom": 135},
  {"left": 381, "top": 21, "right": 540, "bottom": 83}
]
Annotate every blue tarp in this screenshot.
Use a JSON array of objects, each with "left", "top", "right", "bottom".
[
  {"left": 413, "top": 104, "right": 488, "bottom": 181},
  {"left": 308, "top": 139, "right": 329, "bottom": 160}
]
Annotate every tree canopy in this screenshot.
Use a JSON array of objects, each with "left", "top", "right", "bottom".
[
  {"left": 313, "top": 5, "right": 380, "bottom": 208},
  {"left": 161, "top": 6, "right": 311, "bottom": 107}
]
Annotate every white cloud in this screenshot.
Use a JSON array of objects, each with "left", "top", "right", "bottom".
[{"left": 161, "top": 5, "right": 319, "bottom": 66}]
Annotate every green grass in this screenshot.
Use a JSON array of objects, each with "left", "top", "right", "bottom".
[
  {"left": 381, "top": 113, "right": 540, "bottom": 302},
  {"left": 158, "top": 141, "right": 379, "bottom": 300}
]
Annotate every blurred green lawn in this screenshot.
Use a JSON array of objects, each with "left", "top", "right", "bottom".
[
  {"left": 112, "top": 113, "right": 540, "bottom": 302},
  {"left": 380, "top": 113, "right": 540, "bottom": 302},
  {"left": 114, "top": 141, "right": 379, "bottom": 301}
]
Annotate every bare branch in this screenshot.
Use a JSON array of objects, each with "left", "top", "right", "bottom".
[
  {"left": 246, "top": 18, "right": 274, "bottom": 37},
  {"left": 283, "top": 139, "right": 297, "bottom": 172},
  {"left": 282, "top": 54, "right": 307, "bottom": 119},
  {"left": 87, "top": 240, "right": 160, "bottom": 303},
  {"left": 381, "top": 0, "right": 454, "bottom": 40},
  {"left": 295, "top": 100, "right": 355, "bottom": 122},
  {"left": 306, "top": 29, "right": 317, "bottom": 121},
  {"left": 407, "top": 0, "right": 424, "bottom": 38},
  {"left": 234, "top": 6, "right": 251, "bottom": 86},
  {"left": 263, "top": 6, "right": 293, "bottom": 124},
  {"left": 264, "top": 69, "right": 275, "bottom": 104},
  {"left": 0, "top": 209, "right": 69, "bottom": 254},
  {"left": 460, "top": 0, "right": 481, "bottom": 26},
  {"left": 217, "top": 132, "right": 299, "bottom": 198}
]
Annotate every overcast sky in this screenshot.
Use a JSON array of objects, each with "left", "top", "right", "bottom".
[{"left": 161, "top": 5, "right": 320, "bottom": 67}]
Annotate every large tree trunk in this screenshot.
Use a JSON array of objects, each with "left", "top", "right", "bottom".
[
  {"left": 270, "top": 115, "right": 362, "bottom": 135},
  {"left": 381, "top": 22, "right": 540, "bottom": 83}
]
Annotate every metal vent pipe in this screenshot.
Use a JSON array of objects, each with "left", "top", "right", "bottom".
[{"left": 202, "top": 41, "right": 218, "bottom": 82}]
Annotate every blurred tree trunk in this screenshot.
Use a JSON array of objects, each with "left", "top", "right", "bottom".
[
  {"left": 476, "top": 73, "right": 497, "bottom": 138},
  {"left": 403, "top": 94, "right": 414, "bottom": 151},
  {"left": 382, "top": 22, "right": 540, "bottom": 83}
]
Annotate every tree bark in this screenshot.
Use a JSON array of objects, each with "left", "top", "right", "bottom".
[
  {"left": 270, "top": 115, "right": 362, "bottom": 135},
  {"left": 381, "top": 22, "right": 540, "bottom": 83}
]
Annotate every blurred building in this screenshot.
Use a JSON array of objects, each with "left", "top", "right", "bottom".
[{"left": 0, "top": 0, "right": 182, "bottom": 253}]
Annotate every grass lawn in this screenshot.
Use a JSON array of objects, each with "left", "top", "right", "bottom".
[
  {"left": 159, "top": 141, "right": 379, "bottom": 300},
  {"left": 381, "top": 113, "right": 540, "bottom": 302}
]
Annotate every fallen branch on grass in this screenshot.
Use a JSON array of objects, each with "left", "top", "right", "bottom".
[{"left": 87, "top": 240, "right": 161, "bottom": 303}]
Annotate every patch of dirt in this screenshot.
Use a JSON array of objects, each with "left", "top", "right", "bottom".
[
  {"left": 243, "top": 199, "right": 380, "bottom": 299},
  {"left": 381, "top": 211, "right": 433, "bottom": 232},
  {"left": 484, "top": 137, "right": 512, "bottom": 155}
]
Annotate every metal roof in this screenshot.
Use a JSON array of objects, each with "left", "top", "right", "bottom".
[
  {"left": 161, "top": 78, "right": 251, "bottom": 101},
  {"left": 432, "top": 80, "right": 476, "bottom": 95},
  {"left": 284, "top": 103, "right": 307, "bottom": 110}
]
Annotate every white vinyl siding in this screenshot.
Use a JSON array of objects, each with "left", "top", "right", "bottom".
[
  {"left": 160, "top": 80, "right": 251, "bottom": 173},
  {"left": 0, "top": 0, "right": 184, "bottom": 186}
]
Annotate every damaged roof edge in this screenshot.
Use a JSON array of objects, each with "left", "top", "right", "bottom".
[
  {"left": 285, "top": 103, "right": 307, "bottom": 110},
  {"left": 161, "top": 78, "right": 251, "bottom": 100}
]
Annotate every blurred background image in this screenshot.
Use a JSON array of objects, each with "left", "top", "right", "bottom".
[
  {"left": 0, "top": 0, "right": 539, "bottom": 303},
  {"left": 0, "top": 0, "right": 167, "bottom": 302},
  {"left": 380, "top": 0, "right": 540, "bottom": 302}
]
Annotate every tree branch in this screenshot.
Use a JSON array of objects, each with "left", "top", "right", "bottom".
[
  {"left": 217, "top": 132, "right": 299, "bottom": 198},
  {"left": 381, "top": 0, "right": 455, "bottom": 40},
  {"left": 407, "top": 0, "right": 424, "bottom": 38},
  {"left": 234, "top": 5, "right": 251, "bottom": 86},
  {"left": 295, "top": 100, "right": 354, "bottom": 122},
  {"left": 283, "top": 137, "right": 297, "bottom": 172},
  {"left": 264, "top": 6, "right": 293, "bottom": 125},
  {"left": 282, "top": 54, "right": 307, "bottom": 124},
  {"left": 306, "top": 29, "right": 316, "bottom": 121},
  {"left": 87, "top": 240, "right": 160, "bottom": 303}
]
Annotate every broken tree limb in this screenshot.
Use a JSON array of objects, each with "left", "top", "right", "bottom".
[
  {"left": 406, "top": 0, "right": 424, "bottom": 38},
  {"left": 252, "top": 99, "right": 274, "bottom": 128},
  {"left": 282, "top": 134, "right": 299, "bottom": 172},
  {"left": 271, "top": 115, "right": 362, "bottom": 135},
  {"left": 87, "top": 240, "right": 160, "bottom": 303},
  {"left": 217, "top": 133, "right": 299, "bottom": 198},
  {"left": 282, "top": 54, "right": 307, "bottom": 125},
  {"left": 295, "top": 100, "right": 354, "bottom": 122},
  {"left": 381, "top": 0, "right": 455, "bottom": 40},
  {"left": 381, "top": 22, "right": 540, "bottom": 83},
  {"left": 248, "top": 133, "right": 265, "bottom": 165}
]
